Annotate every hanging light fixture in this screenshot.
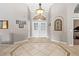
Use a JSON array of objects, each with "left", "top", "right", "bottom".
[
  {"left": 36, "top": 3, "right": 44, "bottom": 15},
  {"left": 33, "top": 3, "right": 46, "bottom": 20}
]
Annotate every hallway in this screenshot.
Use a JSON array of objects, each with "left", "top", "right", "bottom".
[{"left": 0, "top": 3, "right": 79, "bottom": 56}]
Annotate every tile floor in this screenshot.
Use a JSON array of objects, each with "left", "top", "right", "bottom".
[{"left": 0, "top": 38, "right": 79, "bottom": 56}]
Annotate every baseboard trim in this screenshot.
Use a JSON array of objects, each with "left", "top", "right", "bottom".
[{"left": 50, "top": 39, "right": 68, "bottom": 45}]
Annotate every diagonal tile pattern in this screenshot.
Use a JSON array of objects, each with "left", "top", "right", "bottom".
[
  {"left": 10, "top": 38, "right": 68, "bottom": 56},
  {"left": 1, "top": 37, "right": 78, "bottom": 56}
]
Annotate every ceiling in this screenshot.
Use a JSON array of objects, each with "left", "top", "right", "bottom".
[{"left": 27, "top": 3, "right": 54, "bottom": 12}]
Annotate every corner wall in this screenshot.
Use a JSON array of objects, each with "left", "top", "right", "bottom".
[
  {"left": 49, "top": 3, "right": 67, "bottom": 43},
  {"left": 49, "top": 3, "right": 78, "bottom": 45},
  {"left": 0, "top": 3, "right": 30, "bottom": 43}
]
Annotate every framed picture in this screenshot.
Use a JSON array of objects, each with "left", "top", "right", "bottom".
[
  {"left": 0, "top": 20, "right": 8, "bottom": 29},
  {"left": 16, "top": 20, "right": 19, "bottom": 24},
  {"left": 16, "top": 20, "right": 26, "bottom": 28},
  {"left": 54, "top": 16, "right": 63, "bottom": 31},
  {"left": 16, "top": 20, "right": 26, "bottom": 24},
  {"left": 19, "top": 24, "right": 24, "bottom": 28}
]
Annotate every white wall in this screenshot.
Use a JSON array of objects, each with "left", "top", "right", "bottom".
[
  {"left": 66, "top": 3, "right": 78, "bottom": 45},
  {"left": 49, "top": 3, "right": 67, "bottom": 43},
  {"left": 0, "top": 3, "right": 78, "bottom": 45},
  {"left": 0, "top": 3, "right": 30, "bottom": 43},
  {"left": 49, "top": 3, "right": 79, "bottom": 45}
]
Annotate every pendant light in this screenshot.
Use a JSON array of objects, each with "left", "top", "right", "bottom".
[
  {"left": 36, "top": 3, "right": 44, "bottom": 15},
  {"left": 33, "top": 3, "right": 46, "bottom": 20}
]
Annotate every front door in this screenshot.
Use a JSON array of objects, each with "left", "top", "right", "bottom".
[{"left": 32, "top": 21, "right": 48, "bottom": 37}]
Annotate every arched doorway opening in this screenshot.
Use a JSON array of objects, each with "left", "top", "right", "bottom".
[{"left": 73, "top": 4, "right": 79, "bottom": 45}]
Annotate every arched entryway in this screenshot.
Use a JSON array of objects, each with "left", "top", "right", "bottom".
[{"left": 73, "top": 4, "right": 79, "bottom": 45}]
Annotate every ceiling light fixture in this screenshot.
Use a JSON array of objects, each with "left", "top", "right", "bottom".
[
  {"left": 33, "top": 3, "right": 46, "bottom": 20},
  {"left": 36, "top": 3, "right": 44, "bottom": 15}
]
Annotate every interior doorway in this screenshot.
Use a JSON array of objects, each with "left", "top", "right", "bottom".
[
  {"left": 73, "top": 20, "right": 79, "bottom": 45},
  {"left": 32, "top": 21, "right": 48, "bottom": 37}
]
